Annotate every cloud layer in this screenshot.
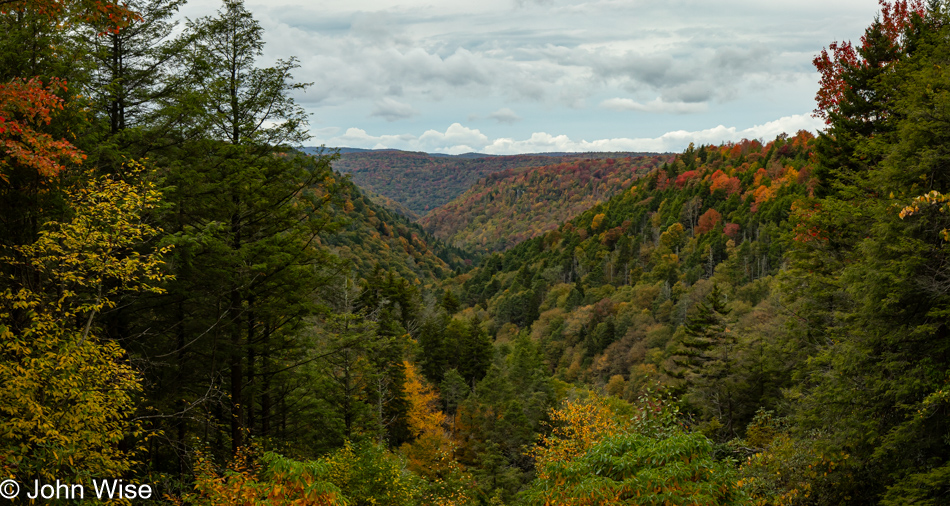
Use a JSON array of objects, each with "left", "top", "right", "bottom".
[
  {"left": 177, "top": 0, "right": 884, "bottom": 152},
  {"left": 318, "top": 114, "right": 825, "bottom": 155}
]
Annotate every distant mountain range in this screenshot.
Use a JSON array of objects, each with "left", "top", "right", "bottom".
[
  {"left": 301, "top": 147, "right": 667, "bottom": 218},
  {"left": 419, "top": 154, "right": 672, "bottom": 253},
  {"left": 301, "top": 146, "right": 666, "bottom": 159}
]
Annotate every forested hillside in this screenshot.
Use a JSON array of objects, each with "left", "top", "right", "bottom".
[
  {"left": 360, "top": 186, "right": 421, "bottom": 220},
  {"left": 325, "top": 177, "right": 475, "bottom": 281},
  {"left": 3, "top": 0, "right": 950, "bottom": 505},
  {"left": 421, "top": 154, "right": 671, "bottom": 252},
  {"left": 329, "top": 150, "right": 657, "bottom": 216},
  {"left": 423, "top": 132, "right": 814, "bottom": 501}
]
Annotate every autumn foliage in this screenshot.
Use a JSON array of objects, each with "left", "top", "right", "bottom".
[
  {"left": 696, "top": 208, "right": 722, "bottom": 235},
  {"left": 0, "top": 167, "right": 171, "bottom": 482},
  {"left": 523, "top": 393, "right": 748, "bottom": 505},
  {"left": 177, "top": 447, "right": 343, "bottom": 506},
  {"left": 812, "top": 0, "right": 926, "bottom": 121},
  {"left": 0, "top": 78, "right": 84, "bottom": 181}
]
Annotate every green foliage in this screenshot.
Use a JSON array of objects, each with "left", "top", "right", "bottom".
[
  {"left": 182, "top": 446, "right": 344, "bottom": 505},
  {"left": 323, "top": 178, "right": 474, "bottom": 282},
  {"left": 776, "top": 3, "right": 950, "bottom": 503},
  {"left": 10, "top": 0, "right": 950, "bottom": 504},
  {"left": 323, "top": 440, "right": 417, "bottom": 506},
  {"left": 522, "top": 393, "right": 748, "bottom": 505}
]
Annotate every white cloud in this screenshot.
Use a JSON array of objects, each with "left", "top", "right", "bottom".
[
  {"left": 215, "top": 0, "right": 886, "bottom": 150},
  {"left": 419, "top": 123, "right": 490, "bottom": 151},
  {"left": 316, "top": 114, "right": 825, "bottom": 155},
  {"left": 246, "top": 0, "right": 849, "bottom": 114},
  {"left": 312, "top": 126, "right": 340, "bottom": 137}
]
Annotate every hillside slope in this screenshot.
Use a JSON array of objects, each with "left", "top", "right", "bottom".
[
  {"left": 320, "top": 177, "right": 475, "bottom": 283},
  {"left": 438, "top": 132, "right": 816, "bottom": 439},
  {"left": 420, "top": 154, "right": 671, "bottom": 253},
  {"left": 328, "top": 150, "right": 658, "bottom": 216}
]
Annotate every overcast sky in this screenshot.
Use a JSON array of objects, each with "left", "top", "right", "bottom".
[{"left": 178, "top": 0, "right": 884, "bottom": 154}]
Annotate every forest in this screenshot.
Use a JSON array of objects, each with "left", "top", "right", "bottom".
[
  {"left": 330, "top": 150, "right": 655, "bottom": 217},
  {"left": 1, "top": 0, "right": 949, "bottom": 504},
  {"left": 419, "top": 154, "right": 671, "bottom": 253}
]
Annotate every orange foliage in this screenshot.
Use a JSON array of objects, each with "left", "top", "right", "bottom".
[
  {"left": 751, "top": 185, "right": 774, "bottom": 212},
  {"left": 590, "top": 213, "right": 606, "bottom": 231},
  {"left": 0, "top": 78, "right": 84, "bottom": 181},
  {"left": 1, "top": 0, "right": 140, "bottom": 35},
  {"left": 696, "top": 208, "right": 722, "bottom": 235},
  {"left": 178, "top": 447, "right": 342, "bottom": 506},
  {"left": 400, "top": 362, "right": 460, "bottom": 480},
  {"left": 403, "top": 361, "right": 448, "bottom": 440},
  {"left": 710, "top": 170, "right": 741, "bottom": 195}
]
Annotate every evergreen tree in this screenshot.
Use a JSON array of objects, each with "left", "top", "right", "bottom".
[
  {"left": 669, "top": 285, "right": 741, "bottom": 437},
  {"left": 784, "top": 4, "right": 950, "bottom": 502},
  {"left": 458, "top": 317, "right": 492, "bottom": 387}
]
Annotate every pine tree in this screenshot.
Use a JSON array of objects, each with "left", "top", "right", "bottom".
[{"left": 669, "top": 285, "right": 740, "bottom": 437}]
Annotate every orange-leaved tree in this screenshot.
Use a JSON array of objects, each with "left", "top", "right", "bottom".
[
  {"left": 0, "top": 77, "right": 84, "bottom": 182},
  {"left": 0, "top": 0, "right": 140, "bottom": 181},
  {"left": 400, "top": 361, "right": 477, "bottom": 506},
  {"left": 179, "top": 446, "right": 344, "bottom": 506}
]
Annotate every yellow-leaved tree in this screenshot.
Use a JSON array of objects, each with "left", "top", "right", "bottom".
[
  {"left": 0, "top": 163, "right": 171, "bottom": 483},
  {"left": 523, "top": 392, "right": 749, "bottom": 505},
  {"left": 399, "top": 361, "right": 477, "bottom": 506}
]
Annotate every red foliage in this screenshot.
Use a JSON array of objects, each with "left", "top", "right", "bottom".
[
  {"left": 675, "top": 170, "right": 699, "bottom": 189},
  {"left": 791, "top": 129, "right": 815, "bottom": 149},
  {"left": 696, "top": 208, "right": 722, "bottom": 235},
  {"left": 1, "top": 0, "right": 141, "bottom": 35},
  {"left": 813, "top": 0, "right": 925, "bottom": 122},
  {"left": 723, "top": 223, "right": 740, "bottom": 238},
  {"left": 729, "top": 144, "right": 743, "bottom": 159},
  {"left": 601, "top": 226, "right": 623, "bottom": 247},
  {"left": 796, "top": 166, "right": 812, "bottom": 185},
  {"left": 0, "top": 78, "right": 84, "bottom": 181},
  {"left": 791, "top": 201, "right": 828, "bottom": 242}
]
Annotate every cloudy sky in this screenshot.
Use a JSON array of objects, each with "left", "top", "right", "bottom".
[{"left": 179, "top": 0, "right": 884, "bottom": 154}]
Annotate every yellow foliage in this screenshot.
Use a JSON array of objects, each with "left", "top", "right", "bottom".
[
  {"left": 591, "top": 213, "right": 606, "bottom": 231},
  {"left": 0, "top": 164, "right": 172, "bottom": 482},
  {"left": 738, "top": 431, "right": 851, "bottom": 506},
  {"left": 403, "top": 361, "right": 449, "bottom": 440},
  {"left": 900, "top": 190, "right": 950, "bottom": 241},
  {"left": 782, "top": 166, "right": 799, "bottom": 186},
  {"left": 605, "top": 374, "right": 626, "bottom": 397},
  {"left": 753, "top": 184, "right": 774, "bottom": 206},
  {"left": 531, "top": 393, "right": 624, "bottom": 479},
  {"left": 400, "top": 362, "right": 459, "bottom": 480}
]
